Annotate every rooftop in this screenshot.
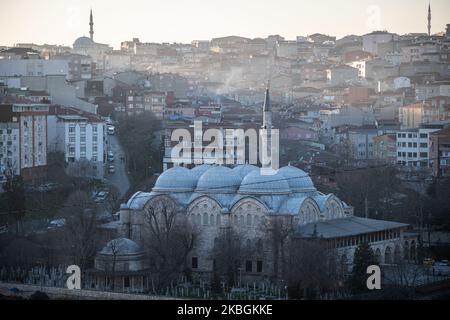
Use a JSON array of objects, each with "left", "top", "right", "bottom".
[{"left": 296, "top": 216, "right": 409, "bottom": 239}]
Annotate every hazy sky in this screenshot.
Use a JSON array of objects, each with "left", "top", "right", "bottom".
[{"left": 1, "top": 0, "right": 449, "bottom": 49}]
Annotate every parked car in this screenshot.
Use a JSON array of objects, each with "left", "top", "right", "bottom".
[
  {"left": 108, "top": 151, "right": 114, "bottom": 162},
  {"left": 108, "top": 165, "right": 115, "bottom": 173},
  {"left": 0, "top": 224, "right": 8, "bottom": 234},
  {"left": 94, "top": 191, "right": 109, "bottom": 203},
  {"left": 433, "top": 262, "right": 450, "bottom": 276},
  {"left": 423, "top": 258, "right": 435, "bottom": 266},
  {"left": 47, "top": 218, "right": 66, "bottom": 230}
]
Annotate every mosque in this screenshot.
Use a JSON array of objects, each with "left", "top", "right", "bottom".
[
  {"left": 72, "top": 10, "right": 112, "bottom": 66},
  {"left": 89, "top": 88, "right": 418, "bottom": 293}
]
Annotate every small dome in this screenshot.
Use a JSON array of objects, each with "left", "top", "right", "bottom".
[
  {"left": 279, "top": 165, "right": 316, "bottom": 192},
  {"left": 232, "top": 164, "right": 259, "bottom": 178},
  {"left": 153, "top": 166, "right": 197, "bottom": 192},
  {"left": 239, "top": 169, "right": 291, "bottom": 195},
  {"left": 196, "top": 166, "right": 242, "bottom": 193},
  {"left": 100, "top": 238, "right": 142, "bottom": 256},
  {"left": 73, "top": 36, "right": 94, "bottom": 47}
]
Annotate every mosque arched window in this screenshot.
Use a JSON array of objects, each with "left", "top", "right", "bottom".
[
  {"left": 246, "top": 214, "right": 252, "bottom": 226},
  {"left": 210, "top": 214, "right": 215, "bottom": 226},
  {"left": 202, "top": 213, "right": 209, "bottom": 225},
  {"left": 216, "top": 214, "right": 221, "bottom": 226}
]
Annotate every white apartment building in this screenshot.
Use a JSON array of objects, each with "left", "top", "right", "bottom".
[
  {"left": 48, "top": 107, "right": 106, "bottom": 179},
  {"left": 0, "top": 123, "right": 20, "bottom": 182},
  {"left": 396, "top": 128, "right": 439, "bottom": 167}
]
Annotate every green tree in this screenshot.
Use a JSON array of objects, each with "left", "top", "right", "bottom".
[{"left": 348, "top": 242, "right": 378, "bottom": 293}]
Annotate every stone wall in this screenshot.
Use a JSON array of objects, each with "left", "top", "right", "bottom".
[{"left": 0, "top": 282, "right": 179, "bottom": 300}]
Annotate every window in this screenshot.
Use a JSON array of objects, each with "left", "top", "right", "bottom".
[
  {"left": 124, "top": 276, "right": 130, "bottom": 288},
  {"left": 246, "top": 214, "right": 252, "bottom": 226},
  {"left": 191, "top": 257, "right": 198, "bottom": 269},
  {"left": 420, "top": 133, "right": 428, "bottom": 138},
  {"left": 69, "top": 126, "right": 75, "bottom": 133},
  {"left": 245, "top": 260, "right": 252, "bottom": 273},
  {"left": 256, "top": 261, "right": 263, "bottom": 273},
  {"left": 216, "top": 215, "right": 221, "bottom": 226},
  {"left": 420, "top": 152, "right": 428, "bottom": 158},
  {"left": 202, "top": 213, "right": 208, "bottom": 225},
  {"left": 420, "top": 143, "right": 428, "bottom": 148}
]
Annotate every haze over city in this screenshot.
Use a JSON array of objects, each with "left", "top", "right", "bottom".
[
  {"left": 1, "top": 0, "right": 450, "bottom": 306},
  {"left": 1, "top": 0, "right": 450, "bottom": 48}
]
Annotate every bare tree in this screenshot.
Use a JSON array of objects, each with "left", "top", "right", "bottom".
[
  {"left": 102, "top": 238, "right": 126, "bottom": 291},
  {"left": 142, "top": 197, "right": 196, "bottom": 292},
  {"left": 61, "top": 190, "right": 100, "bottom": 270},
  {"left": 3, "top": 167, "right": 26, "bottom": 236},
  {"left": 264, "top": 215, "right": 294, "bottom": 281},
  {"left": 103, "top": 186, "right": 122, "bottom": 219},
  {"left": 210, "top": 227, "right": 244, "bottom": 289},
  {"left": 287, "top": 237, "right": 342, "bottom": 299}
]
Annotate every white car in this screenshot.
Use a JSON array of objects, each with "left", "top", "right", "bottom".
[
  {"left": 94, "top": 191, "right": 109, "bottom": 203},
  {"left": 48, "top": 218, "right": 66, "bottom": 230}
]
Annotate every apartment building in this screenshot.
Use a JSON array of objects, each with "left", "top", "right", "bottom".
[
  {"left": 396, "top": 127, "right": 440, "bottom": 167},
  {"left": 48, "top": 106, "right": 106, "bottom": 179},
  {"left": 0, "top": 103, "right": 48, "bottom": 182}
]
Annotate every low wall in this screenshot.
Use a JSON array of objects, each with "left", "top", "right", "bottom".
[{"left": 0, "top": 282, "right": 181, "bottom": 300}]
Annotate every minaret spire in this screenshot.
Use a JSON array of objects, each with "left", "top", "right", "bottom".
[
  {"left": 428, "top": 3, "right": 431, "bottom": 36},
  {"left": 262, "top": 80, "right": 272, "bottom": 129},
  {"left": 89, "top": 9, "right": 94, "bottom": 41}
]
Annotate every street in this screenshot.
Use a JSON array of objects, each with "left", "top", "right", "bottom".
[{"left": 106, "top": 134, "right": 130, "bottom": 199}]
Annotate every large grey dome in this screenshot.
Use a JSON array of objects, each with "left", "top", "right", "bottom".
[
  {"left": 278, "top": 165, "right": 316, "bottom": 192},
  {"left": 239, "top": 169, "right": 291, "bottom": 195},
  {"left": 196, "top": 166, "right": 242, "bottom": 193},
  {"left": 100, "top": 238, "right": 142, "bottom": 256},
  {"left": 73, "top": 36, "right": 94, "bottom": 47},
  {"left": 153, "top": 166, "right": 197, "bottom": 192}
]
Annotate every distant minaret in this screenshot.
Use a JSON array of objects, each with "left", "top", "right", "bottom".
[
  {"left": 262, "top": 81, "right": 272, "bottom": 129},
  {"left": 89, "top": 9, "right": 94, "bottom": 41},
  {"left": 427, "top": 3, "right": 431, "bottom": 36},
  {"left": 261, "top": 81, "right": 273, "bottom": 169}
]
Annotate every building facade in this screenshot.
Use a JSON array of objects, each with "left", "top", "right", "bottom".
[{"left": 0, "top": 103, "right": 48, "bottom": 182}]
